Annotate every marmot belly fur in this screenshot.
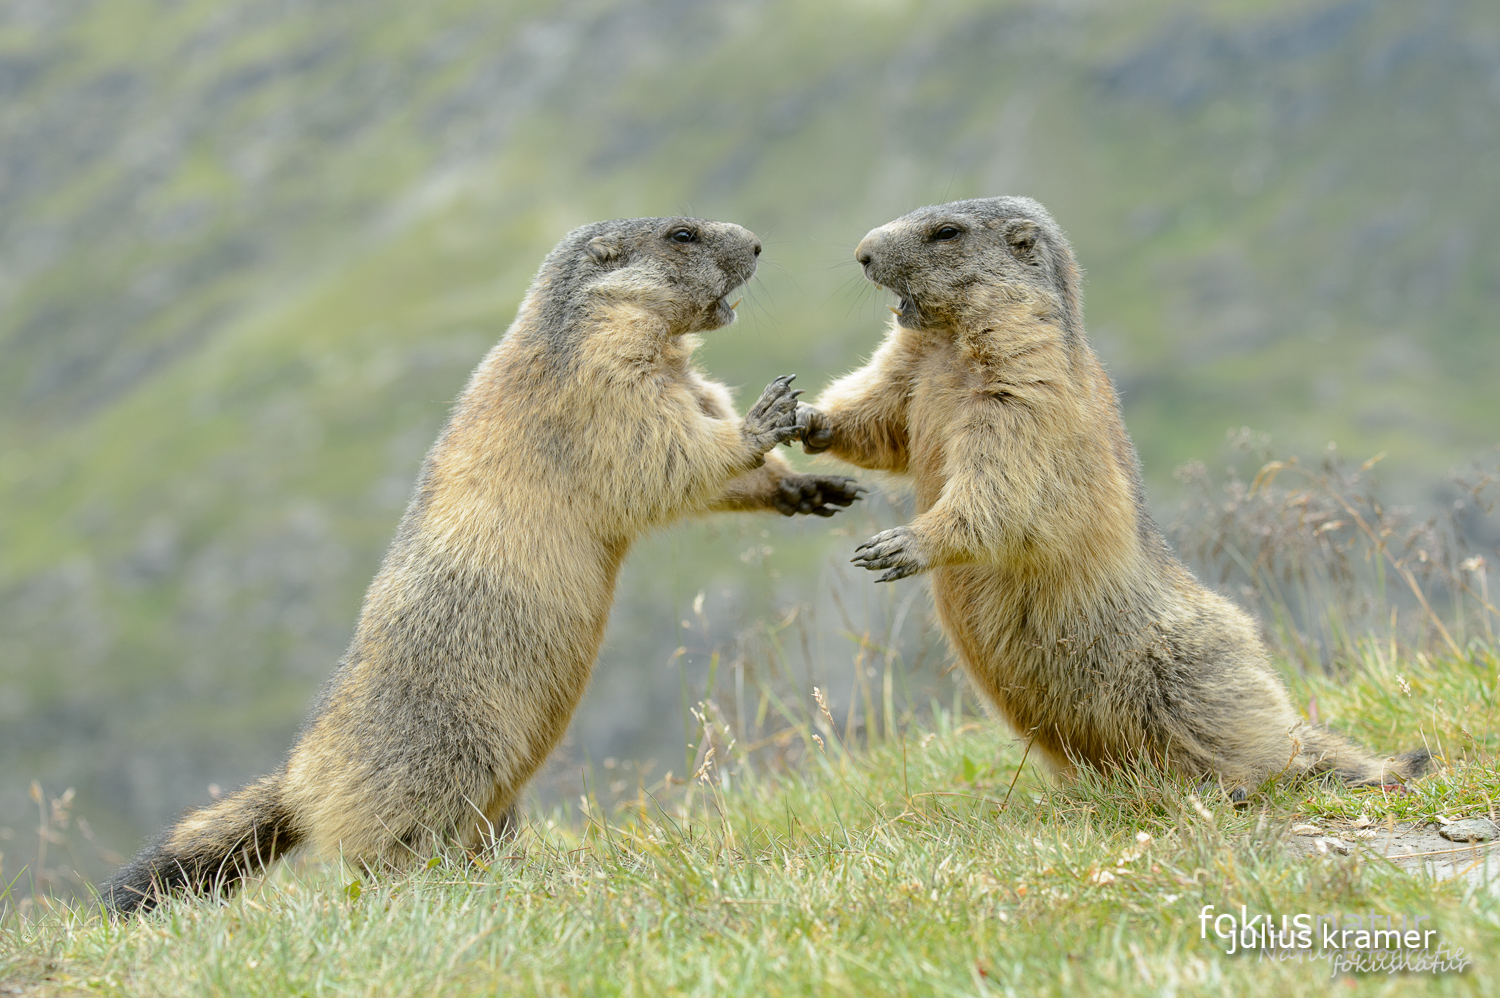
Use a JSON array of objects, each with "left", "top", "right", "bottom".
[
  {"left": 799, "top": 196, "right": 1425, "bottom": 795},
  {"left": 103, "top": 217, "right": 859, "bottom": 915}
]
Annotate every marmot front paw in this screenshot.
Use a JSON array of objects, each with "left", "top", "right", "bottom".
[
  {"left": 851, "top": 525, "right": 930, "bottom": 582},
  {"left": 742, "top": 374, "right": 802, "bottom": 455},
  {"left": 794, "top": 403, "right": 835, "bottom": 454},
  {"left": 772, "top": 475, "right": 864, "bottom": 517}
]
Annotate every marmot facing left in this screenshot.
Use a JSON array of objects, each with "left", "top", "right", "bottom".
[
  {"left": 799, "top": 197, "right": 1425, "bottom": 795},
  {"left": 104, "top": 216, "right": 860, "bottom": 915}
]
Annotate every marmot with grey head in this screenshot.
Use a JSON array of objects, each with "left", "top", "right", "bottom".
[
  {"left": 103, "top": 216, "right": 860, "bottom": 915},
  {"left": 798, "top": 196, "right": 1425, "bottom": 796}
]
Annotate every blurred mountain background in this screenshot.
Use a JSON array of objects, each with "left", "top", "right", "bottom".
[{"left": 2, "top": 0, "right": 1497, "bottom": 892}]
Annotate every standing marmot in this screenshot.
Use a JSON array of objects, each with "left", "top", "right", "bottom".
[
  {"left": 104, "top": 216, "right": 860, "bottom": 915},
  {"left": 798, "top": 196, "right": 1424, "bottom": 795}
]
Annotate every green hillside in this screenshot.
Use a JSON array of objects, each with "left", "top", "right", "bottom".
[{"left": 2, "top": 0, "right": 1498, "bottom": 889}]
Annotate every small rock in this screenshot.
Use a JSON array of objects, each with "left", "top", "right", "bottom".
[
  {"left": 1314, "top": 837, "right": 1352, "bottom": 856},
  {"left": 1291, "top": 823, "right": 1321, "bottom": 836},
  {"left": 1438, "top": 818, "right": 1498, "bottom": 843}
]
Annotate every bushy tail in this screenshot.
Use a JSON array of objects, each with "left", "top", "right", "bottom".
[
  {"left": 1290, "top": 724, "right": 1431, "bottom": 787},
  {"left": 101, "top": 772, "right": 301, "bottom": 917}
]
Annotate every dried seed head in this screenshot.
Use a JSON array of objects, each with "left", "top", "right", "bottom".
[{"left": 812, "top": 687, "right": 835, "bottom": 729}]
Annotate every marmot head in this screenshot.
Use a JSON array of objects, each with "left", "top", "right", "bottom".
[
  {"left": 535, "top": 217, "right": 761, "bottom": 335},
  {"left": 854, "top": 197, "right": 1082, "bottom": 339}
]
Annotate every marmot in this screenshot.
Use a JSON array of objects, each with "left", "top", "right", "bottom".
[
  {"left": 797, "top": 196, "right": 1425, "bottom": 796},
  {"left": 103, "top": 216, "right": 860, "bottom": 915}
]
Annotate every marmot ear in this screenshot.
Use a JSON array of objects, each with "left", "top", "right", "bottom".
[
  {"left": 1003, "top": 219, "right": 1042, "bottom": 264},
  {"left": 586, "top": 235, "right": 622, "bottom": 264}
]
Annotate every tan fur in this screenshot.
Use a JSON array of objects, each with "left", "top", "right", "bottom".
[
  {"left": 103, "top": 217, "right": 857, "bottom": 913},
  {"left": 804, "top": 197, "right": 1425, "bottom": 796}
]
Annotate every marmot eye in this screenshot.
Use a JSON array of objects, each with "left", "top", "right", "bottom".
[
  {"left": 669, "top": 228, "right": 697, "bottom": 243},
  {"left": 933, "top": 226, "right": 962, "bottom": 241}
]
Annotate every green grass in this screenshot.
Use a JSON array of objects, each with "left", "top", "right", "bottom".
[{"left": 4, "top": 645, "right": 1497, "bottom": 996}]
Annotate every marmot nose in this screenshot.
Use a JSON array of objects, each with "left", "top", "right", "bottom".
[
  {"left": 751, "top": 238, "right": 761, "bottom": 257},
  {"left": 855, "top": 236, "right": 875, "bottom": 268}
]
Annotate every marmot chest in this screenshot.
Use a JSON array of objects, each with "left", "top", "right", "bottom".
[{"left": 906, "top": 345, "right": 990, "bottom": 511}]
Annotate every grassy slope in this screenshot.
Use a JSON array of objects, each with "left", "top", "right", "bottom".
[
  {"left": 3, "top": 644, "right": 1497, "bottom": 997},
  {"left": 3, "top": 0, "right": 1500, "bottom": 891}
]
